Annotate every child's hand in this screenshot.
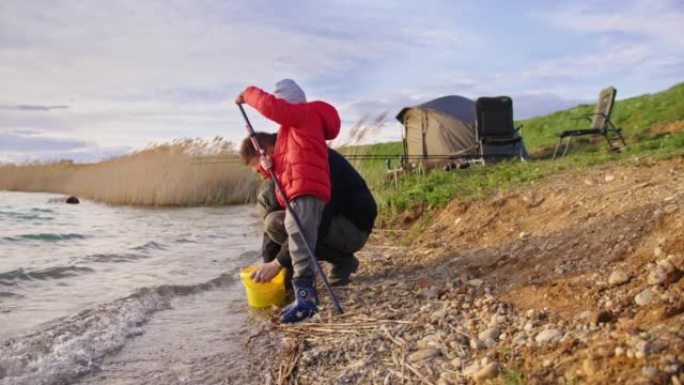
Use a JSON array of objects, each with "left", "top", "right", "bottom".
[
  {"left": 235, "top": 92, "right": 245, "bottom": 104},
  {"left": 260, "top": 155, "right": 272, "bottom": 171}
]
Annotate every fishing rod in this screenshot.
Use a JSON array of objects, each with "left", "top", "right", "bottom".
[{"left": 237, "top": 103, "right": 344, "bottom": 315}]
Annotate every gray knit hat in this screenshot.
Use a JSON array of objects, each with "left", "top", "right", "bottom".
[{"left": 273, "top": 79, "right": 306, "bottom": 103}]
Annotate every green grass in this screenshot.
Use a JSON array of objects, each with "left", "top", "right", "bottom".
[
  {"left": 346, "top": 81, "right": 684, "bottom": 225},
  {"left": 518, "top": 82, "right": 684, "bottom": 152},
  {"left": 378, "top": 132, "right": 683, "bottom": 222},
  {"left": 501, "top": 368, "right": 526, "bottom": 385}
]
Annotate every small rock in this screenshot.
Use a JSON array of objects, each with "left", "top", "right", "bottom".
[
  {"left": 430, "top": 309, "right": 447, "bottom": 324},
  {"left": 554, "top": 267, "right": 564, "bottom": 274},
  {"left": 416, "top": 275, "right": 433, "bottom": 289},
  {"left": 583, "top": 358, "right": 600, "bottom": 376},
  {"left": 490, "top": 314, "right": 507, "bottom": 325},
  {"left": 519, "top": 231, "right": 529, "bottom": 239},
  {"left": 634, "top": 288, "right": 654, "bottom": 306},
  {"left": 473, "top": 362, "right": 499, "bottom": 382},
  {"left": 467, "top": 279, "right": 484, "bottom": 287},
  {"left": 641, "top": 366, "right": 658, "bottom": 377},
  {"left": 421, "top": 289, "right": 439, "bottom": 299},
  {"left": 588, "top": 310, "right": 613, "bottom": 325},
  {"left": 664, "top": 204, "right": 678, "bottom": 214},
  {"left": 478, "top": 327, "right": 500, "bottom": 341},
  {"left": 654, "top": 247, "right": 663, "bottom": 257},
  {"left": 535, "top": 329, "right": 563, "bottom": 344},
  {"left": 608, "top": 270, "right": 630, "bottom": 286},
  {"left": 576, "top": 310, "right": 592, "bottom": 320},
  {"left": 450, "top": 357, "right": 463, "bottom": 368},
  {"left": 483, "top": 338, "right": 496, "bottom": 348},
  {"left": 470, "top": 338, "right": 486, "bottom": 350},
  {"left": 656, "top": 258, "right": 674, "bottom": 270},
  {"left": 667, "top": 254, "right": 684, "bottom": 271},
  {"left": 614, "top": 347, "right": 625, "bottom": 357},
  {"left": 417, "top": 335, "right": 436, "bottom": 349},
  {"left": 604, "top": 174, "right": 615, "bottom": 182},
  {"left": 635, "top": 340, "right": 650, "bottom": 359},
  {"left": 560, "top": 337, "right": 578, "bottom": 352},
  {"left": 647, "top": 266, "right": 668, "bottom": 285},
  {"left": 437, "top": 373, "right": 459, "bottom": 385},
  {"left": 408, "top": 348, "right": 441, "bottom": 362},
  {"left": 512, "top": 332, "right": 527, "bottom": 344},
  {"left": 463, "top": 362, "right": 482, "bottom": 376}
]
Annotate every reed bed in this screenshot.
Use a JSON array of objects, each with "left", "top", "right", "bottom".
[{"left": 0, "top": 138, "right": 259, "bottom": 206}]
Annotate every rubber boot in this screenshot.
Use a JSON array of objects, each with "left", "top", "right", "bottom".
[
  {"left": 280, "top": 275, "right": 318, "bottom": 324},
  {"left": 329, "top": 255, "right": 359, "bottom": 286}
]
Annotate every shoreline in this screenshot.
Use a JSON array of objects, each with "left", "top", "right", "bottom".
[{"left": 246, "top": 156, "right": 684, "bottom": 385}]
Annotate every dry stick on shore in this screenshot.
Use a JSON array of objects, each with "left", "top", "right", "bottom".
[
  {"left": 278, "top": 338, "right": 302, "bottom": 385},
  {"left": 277, "top": 319, "right": 413, "bottom": 338},
  {"left": 390, "top": 351, "right": 408, "bottom": 384},
  {"left": 385, "top": 330, "right": 436, "bottom": 384},
  {"left": 382, "top": 326, "right": 407, "bottom": 348},
  {"left": 371, "top": 245, "right": 408, "bottom": 249},
  {"left": 404, "top": 361, "right": 436, "bottom": 385}
]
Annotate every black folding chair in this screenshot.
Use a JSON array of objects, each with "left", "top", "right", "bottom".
[
  {"left": 553, "top": 86, "right": 626, "bottom": 158},
  {"left": 475, "top": 96, "right": 526, "bottom": 165}
]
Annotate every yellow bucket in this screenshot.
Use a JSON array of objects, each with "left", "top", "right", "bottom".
[{"left": 239, "top": 265, "right": 286, "bottom": 308}]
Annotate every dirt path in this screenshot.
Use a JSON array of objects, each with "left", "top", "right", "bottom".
[{"left": 247, "top": 156, "right": 684, "bottom": 385}]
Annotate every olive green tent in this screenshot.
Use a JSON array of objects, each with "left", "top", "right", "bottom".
[{"left": 396, "top": 95, "right": 526, "bottom": 169}]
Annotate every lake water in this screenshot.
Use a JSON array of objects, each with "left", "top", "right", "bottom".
[{"left": 0, "top": 191, "right": 266, "bottom": 385}]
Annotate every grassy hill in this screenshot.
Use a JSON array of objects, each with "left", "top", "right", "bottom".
[
  {"left": 341, "top": 82, "right": 684, "bottom": 225},
  {"left": 344, "top": 82, "right": 684, "bottom": 159},
  {"left": 519, "top": 82, "right": 684, "bottom": 151}
]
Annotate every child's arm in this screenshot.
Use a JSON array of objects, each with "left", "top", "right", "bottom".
[{"left": 241, "top": 86, "right": 307, "bottom": 127}]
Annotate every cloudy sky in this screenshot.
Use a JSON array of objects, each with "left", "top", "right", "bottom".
[{"left": 1, "top": 0, "right": 682, "bottom": 163}]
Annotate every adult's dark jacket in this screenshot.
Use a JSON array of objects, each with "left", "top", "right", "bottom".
[{"left": 259, "top": 148, "right": 377, "bottom": 266}]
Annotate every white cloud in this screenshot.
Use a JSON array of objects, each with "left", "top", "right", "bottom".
[
  {"left": 1, "top": 0, "right": 682, "bottom": 161},
  {"left": 515, "top": 44, "right": 655, "bottom": 84},
  {"left": 1, "top": 0, "right": 460, "bottom": 160},
  {"left": 525, "top": 0, "right": 684, "bottom": 94},
  {"left": 536, "top": 0, "right": 684, "bottom": 46}
]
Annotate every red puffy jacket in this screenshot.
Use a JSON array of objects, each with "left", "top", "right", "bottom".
[{"left": 243, "top": 86, "right": 341, "bottom": 206}]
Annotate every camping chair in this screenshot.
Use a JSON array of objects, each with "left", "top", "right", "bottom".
[
  {"left": 553, "top": 86, "right": 626, "bottom": 158},
  {"left": 475, "top": 96, "right": 525, "bottom": 164}
]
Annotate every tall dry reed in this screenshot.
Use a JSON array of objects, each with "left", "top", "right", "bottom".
[
  {"left": 0, "top": 138, "right": 259, "bottom": 206},
  {"left": 333, "top": 111, "right": 387, "bottom": 168}
]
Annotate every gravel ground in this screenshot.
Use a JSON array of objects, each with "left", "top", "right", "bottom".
[{"left": 244, "top": 156, "right": 684, "bottom": 385}]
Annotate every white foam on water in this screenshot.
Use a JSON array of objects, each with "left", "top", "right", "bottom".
[{"left": 0, "top": 271, "right": 245, "bottom": 385}]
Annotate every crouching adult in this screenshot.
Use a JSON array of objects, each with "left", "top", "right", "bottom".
[{"left": 241, "top": 132, "right": 377, "bottom": 287}]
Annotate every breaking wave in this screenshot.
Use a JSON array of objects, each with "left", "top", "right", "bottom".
[
  {"left": 2, "top": 233, "right": 87, "bottom": 242},
  {"left": 0, "top": 270, "right": 240, "bottom": 385},
  {"left": 0, "top": 266, "right": 95, "bottom": 287}
]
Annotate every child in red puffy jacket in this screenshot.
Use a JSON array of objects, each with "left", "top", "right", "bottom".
[{"left": 236, "top": 79, "right": 340, "bottom": 323}]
